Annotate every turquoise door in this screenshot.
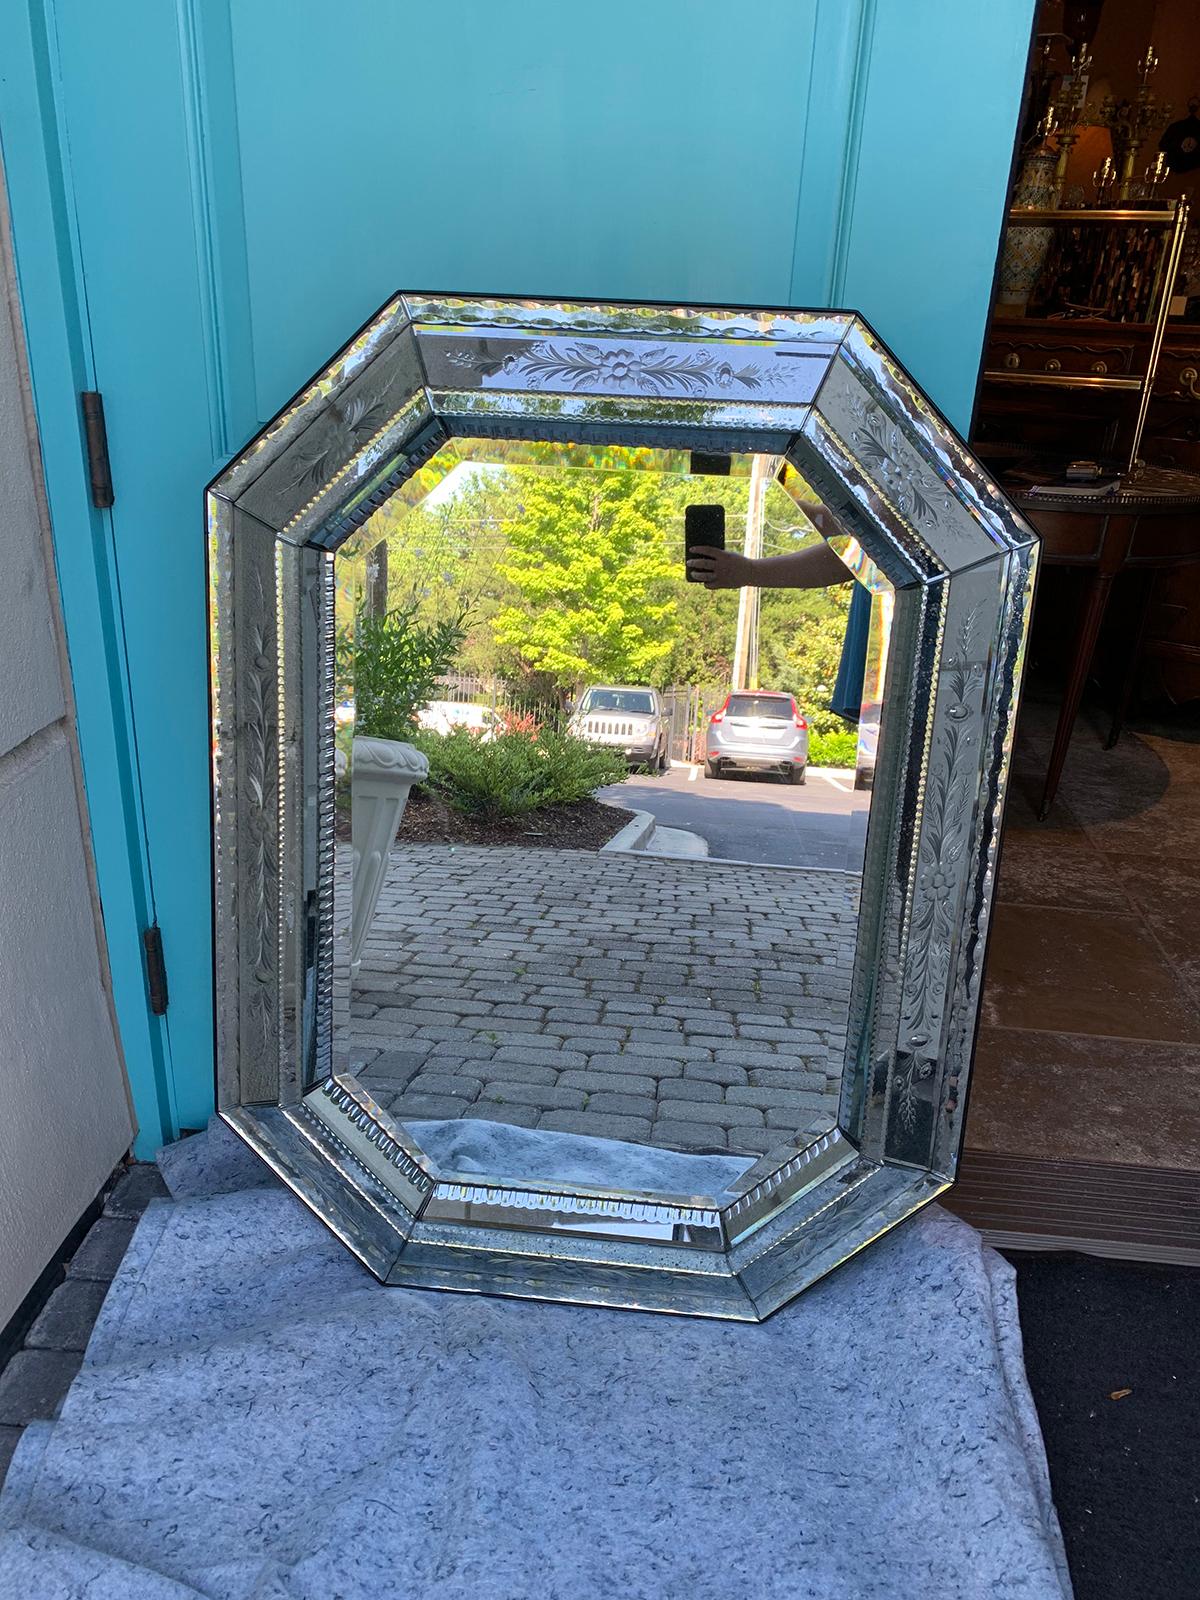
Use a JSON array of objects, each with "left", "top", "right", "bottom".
[{"left": 0, "top": 0, "right": 1032, "bottom": 1154}]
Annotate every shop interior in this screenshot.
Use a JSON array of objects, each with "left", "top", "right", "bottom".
[{"left": 949, "top": 0, "right": 1200, "bottom": 1261}]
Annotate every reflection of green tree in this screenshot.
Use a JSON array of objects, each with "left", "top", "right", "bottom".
[
  {"left": 493, "top": 471, "right": 677, "bottom": 686},
  {"left": 356, "top": 464, "right": 856, "bottom": 712}
]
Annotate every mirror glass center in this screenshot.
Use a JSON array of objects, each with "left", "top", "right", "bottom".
[{"left": 324, "top": 438, "right": 891, "bottom": 1206}]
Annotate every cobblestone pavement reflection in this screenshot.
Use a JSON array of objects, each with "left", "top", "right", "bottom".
[{"left": 343, "top": 846, "right": 858, "bottom": 1162}]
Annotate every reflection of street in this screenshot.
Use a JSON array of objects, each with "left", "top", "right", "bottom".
[{"left": 597, "top": 765, "right": 871, "bottom": 871}]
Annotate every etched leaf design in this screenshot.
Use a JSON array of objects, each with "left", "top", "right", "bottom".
[
  {"left": 295, "top": 396, "right": 390, "bottom": 493},
  {"left": 445, "top": 338, "right": 786, "bottom": 396},
  {"left": 848, "top": 392, "right": 954, "bottom": 532},
  {"left": 896, "top": 604, "right": 984, "bottom": 1128}
]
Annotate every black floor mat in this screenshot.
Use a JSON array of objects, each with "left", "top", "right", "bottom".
[{"left": 1013, "top": 1254, "right": 1200, "bottom": 1600}]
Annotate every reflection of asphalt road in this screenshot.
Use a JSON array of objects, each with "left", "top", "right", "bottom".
[{"left": 598, "top": 765, "right": 871, "bottom": 871}]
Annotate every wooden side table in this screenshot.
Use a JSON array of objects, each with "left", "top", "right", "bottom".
[{"left": 1010, "top": 466, "right": 1200, "bottom": 818}]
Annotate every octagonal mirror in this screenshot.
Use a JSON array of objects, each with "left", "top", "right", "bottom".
[{"left": 207, "top": 293, "right": 1037, "bottom": 1320}]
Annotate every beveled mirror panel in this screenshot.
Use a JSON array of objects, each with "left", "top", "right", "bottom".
[{"left": 208, "top": 294, "right": 1037, "bottom": 1319}]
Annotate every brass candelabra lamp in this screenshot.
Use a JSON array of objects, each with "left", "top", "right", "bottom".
[
  {"left": 1051, "top": 43, "right": 1093, "bottom": 191},
  {"left": 1100, "top": 47, "right": 1172, "bottom": 200}
]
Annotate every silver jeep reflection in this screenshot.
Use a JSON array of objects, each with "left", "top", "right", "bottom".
[{"left": 569, "top": 685, "right": 669, "bottom": 771}]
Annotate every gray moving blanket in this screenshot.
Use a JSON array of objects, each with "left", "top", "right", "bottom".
[{"left": 0, "top": 1119, "right": 1072, "bottom": 1599}]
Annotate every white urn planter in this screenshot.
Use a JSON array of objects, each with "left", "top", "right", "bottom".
[{"left": 349, "top": 735, "right": 429, "bottom": 978}]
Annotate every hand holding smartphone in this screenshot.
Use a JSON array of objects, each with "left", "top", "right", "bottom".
[{"left": 685, "top": 504, "right": 725, "bottom": 583}]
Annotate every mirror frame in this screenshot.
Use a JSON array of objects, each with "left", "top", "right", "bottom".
[{"left": 207, "top": 293, "right": 1037, "bottom": 1320}]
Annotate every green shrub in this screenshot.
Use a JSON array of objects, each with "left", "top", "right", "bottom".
[
  {"left": 414, "top": 727, "right": 628, "bottom": 819},
  {"left": 337, "top": 604, "right": 466, "bottom": 742},
  {"left": 807, "top": 726, "right": 858, "bottom": 769}
]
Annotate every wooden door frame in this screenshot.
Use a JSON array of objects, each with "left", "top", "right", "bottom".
[{"left": 0, "top": 1, "right": 178, "bottom": 1155}]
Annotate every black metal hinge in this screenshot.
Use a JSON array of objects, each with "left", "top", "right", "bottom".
[
  {"left": 80, "top": 390, "right": 114, "bottom": 508},
  {"left": 143, "top": 925, "right": 169, "bottom": 1015}
]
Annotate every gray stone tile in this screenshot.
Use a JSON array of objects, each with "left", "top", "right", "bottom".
[
  {"left": 741, "top": 1024, "right": 816, "bottom": 1043},
  {"left": 537, "top": 1109, "right": 653, "bottom": 1142},
  {"left": 480, "top": 1082, "right": 587, "bottom": 1112},
  {"left": 366, "top": 1047, "right": 432, "bottom": 1077},
  {"left": 409, "top": 996, "right": 492, "bottom": 1016},
  {"left": 425, "top": 1039, "right": 496, "bottom": 1062},
  {"left": 766, "top": 1104, "right": 827, "bottom": 1128},
  {"left": 558, "top": 1069, "right": 658, "bottom": 1097},
  {"left": 350, "top": 1017, "right": 424, "bottom": 1036},
  {"left": 747, "top": 1067, "right": 834, "bottom": 1091},
  {"left": 626, "top": 1019, "right": 684, "bottom": 1038},
  {"left": 25, "top": 1279, "right": 111, "bottom": 1353},
  {"left": 680, "top": 1061, "right": 749, "bottom": 1086},
  {"left": 656, "top": 1077, "right": 723, "bottom": 1103},
  {"left": 387, "top": 1092, "right": 479, "bottom": 1121},
  {"left": 67, "top": 1218, "right": 136, "bottom": 1283},
  {"left": 709, "top": 1050, "right": 782, "bottom": 1072},
  {"left": 542, "top": 1022, "right": 627, "bottom": 1042},
  {"left": 486, "top": 1032, "right": 555, "bottom": 1052},
  {"left": 726, "top": 1129, "right": 790, "bottom": 1157},
  {"left": 0, "top": 1351, "right": 82, "bottom": 1425},
  {"left": 611, "top": 1054, "right": 685, "bottom": 1079},
  {"left": 726, "top": 1085, "right": 833, "bottom": 1111},
  {"left": 580, "top": 1092, "right": 658, "bottom": 1119},
  {"left": 680, "top": 1018, "right": 736, "bottom": 1038},
  {"left": 651, "top": 1119, "right": 728, "bottom": 1150},
  {"left": 103, "top": 1164, "right": 170, "bottom": 1219},
  {"left": 600, "top": 999, "right": 659, "bottom": 1018},
  {"left": 493, "top": 1047, "right": 587, "bottom": 1070},
  {"left": 405, "top": 1073, "right": 482, "bottom": 1100},
  {"left": 476, "top": 1059, "right": 561, "bottom": 1087},
  {"left": 619, "top": 1040, "right": 711, "bottom": 1062},
  {"left": 656, "top": 1099, "right": 763, "bottom": 1128}
]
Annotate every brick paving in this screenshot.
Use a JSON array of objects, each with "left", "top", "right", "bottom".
[
  {"left": 346, "top": 846, "right": 858, "bottom": 1162},
  {"left": 0, "top": 1162, "right": 169, "bottom": 1492}
]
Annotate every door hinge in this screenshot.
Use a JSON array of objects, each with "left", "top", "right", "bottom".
[
  {"left": 80, "top": 390, "right": 114, "bottom": 508},
  {"left": 143, "top": 925, "right": 169, "bottom": 1015}
]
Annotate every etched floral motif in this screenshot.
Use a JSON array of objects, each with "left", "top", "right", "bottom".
[
  {"left": 294, "top": 394, "right": 389, "bottom": 493},
  {"left": 897, "top": 603, "right": 984, "bottom": 1128},
  {"left": 442, "top": 338, "right": 788, "bottom": 396},
  {"left": 848, "top": 392, "right": 954, "bottom": 531}
]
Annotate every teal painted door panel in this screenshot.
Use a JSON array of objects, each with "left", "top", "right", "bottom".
[
  {"left": 837, "top": 0, "right": 1035, "bottom": 429},
  {"left": 0, "top": 0, "right": 178, "bottom": 1155},
  {"left": 229, "top": 0, "right": 828, "bottom": 419},
  {"left": 1, "top": 0, "right": 1030, "bottom": 1139},
  {"left": 52, "top": 1, "right": 227, "bottom": 1134}
]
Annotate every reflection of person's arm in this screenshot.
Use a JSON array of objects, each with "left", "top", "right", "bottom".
[
  {"left": 686, "top": 541, "right": 850, "bottom": 590},
  {"left": 745, "top": 545, "right": 850, "bottom": 588}
]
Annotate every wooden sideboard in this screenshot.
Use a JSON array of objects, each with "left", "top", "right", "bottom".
[{"left": 978, "top": 319, "right": 1200, "bottom": 713}]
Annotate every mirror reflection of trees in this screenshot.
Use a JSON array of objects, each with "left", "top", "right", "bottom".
[{"left": 354, "top": 463, "right": 852, "bottom": 746}]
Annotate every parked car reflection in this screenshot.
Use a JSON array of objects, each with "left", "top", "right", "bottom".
[
  {"left": 705, "top": 691, "right": 809, "bottom": 784},
  {"left": 416, "top": 700, "right": 501, "bottom": 739},
  {"left": 568, "top": 685, "right": 669, "bottom": 770}
]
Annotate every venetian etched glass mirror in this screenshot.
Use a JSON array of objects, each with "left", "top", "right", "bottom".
[{"left": 208, "top": 294, "right": 1037, "bottom": 1319}]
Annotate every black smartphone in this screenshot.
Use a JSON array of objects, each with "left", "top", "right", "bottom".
[{"left": 685, "top": 503, "right": 725, "bottom": 583}]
